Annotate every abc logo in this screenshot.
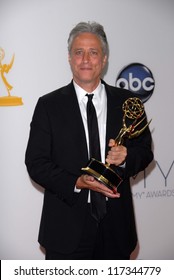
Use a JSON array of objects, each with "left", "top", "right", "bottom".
[{"left": 116, "top": 63, "right": 155, "bottom": 102}]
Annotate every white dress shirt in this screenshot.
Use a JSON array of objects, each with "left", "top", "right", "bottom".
[
  {"left": 73, "top": 81, "right": 107, "bottom": 200},
  {"left": 74, "top": 80, "right": 107, "bottom": 163}
]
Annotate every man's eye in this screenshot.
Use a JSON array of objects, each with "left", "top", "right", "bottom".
[
  {"left": 75, "top": 50, "right": 83, "bottom": 56},
  {"left": 90, "top": 50, "right": 98, "bottom": 56}
]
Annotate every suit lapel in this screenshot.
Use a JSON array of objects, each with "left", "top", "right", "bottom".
[
  {"left": 104, "top": 83, "right": 124, "bottom": 156},
  {"left": 62, "top": 82, "right": 89, "bottom": 165}
]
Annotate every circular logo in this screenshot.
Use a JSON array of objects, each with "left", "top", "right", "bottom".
[{"left": 116, "top": 63, "right": 155, "bottom": 103}]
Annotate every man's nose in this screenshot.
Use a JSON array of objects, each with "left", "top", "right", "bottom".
[{"left": 82, "top": 51, "right": 90, "bottom": 63}]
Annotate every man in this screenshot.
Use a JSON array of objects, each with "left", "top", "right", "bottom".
[{"left": 25, "top": 21, "right": 153, "bottom": 259}]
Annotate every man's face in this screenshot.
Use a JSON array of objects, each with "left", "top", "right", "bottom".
[{"left": 68, "top": 32, "right": 107, "bottom": 90}]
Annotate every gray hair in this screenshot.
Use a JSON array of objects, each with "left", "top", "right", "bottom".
[{"left": 68, "top": 21, "right": 109, "bottom": 56}]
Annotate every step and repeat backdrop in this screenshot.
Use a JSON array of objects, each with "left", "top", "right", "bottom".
[{"left": 0, "top": 0, "right": 174, "bottom": 259}]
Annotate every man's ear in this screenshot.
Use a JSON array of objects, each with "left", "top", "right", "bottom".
[
  {"left": 102, "top": 55, "right": 108, "bottom": 68},
  {"left": 68, "top": 53, "right": 71, "bottom": 63}
]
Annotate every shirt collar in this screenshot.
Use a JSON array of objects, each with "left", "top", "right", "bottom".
[{"left": 73, "top": 80, "right": 103, "bottom": 105}]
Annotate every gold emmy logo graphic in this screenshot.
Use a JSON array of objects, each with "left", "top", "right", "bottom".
[{"left": 0, "top": 47, "right": 23, "bottom": 106}]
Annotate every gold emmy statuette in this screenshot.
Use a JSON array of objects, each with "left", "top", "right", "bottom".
[
  {"left": 82, "top": 97, "right": 152, "bottom": 190},
  {"left": 0, "top": 48, "right": 23, "bottom": 106}
]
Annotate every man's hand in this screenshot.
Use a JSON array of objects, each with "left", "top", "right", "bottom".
[
  {"left": 106, "top": 139, "right": 127, "bottom": 166},
  {"left": 76, "top": 174, "right": 120, "bottom": 198}
]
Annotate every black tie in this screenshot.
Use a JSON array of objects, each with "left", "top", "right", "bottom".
[{"left": 86, "top": 94, "right": 106, "bottom": 222}]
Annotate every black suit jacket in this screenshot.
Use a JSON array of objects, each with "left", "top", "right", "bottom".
[{"left": 25, "top": 80, "right": 153, "bottom": 255}]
